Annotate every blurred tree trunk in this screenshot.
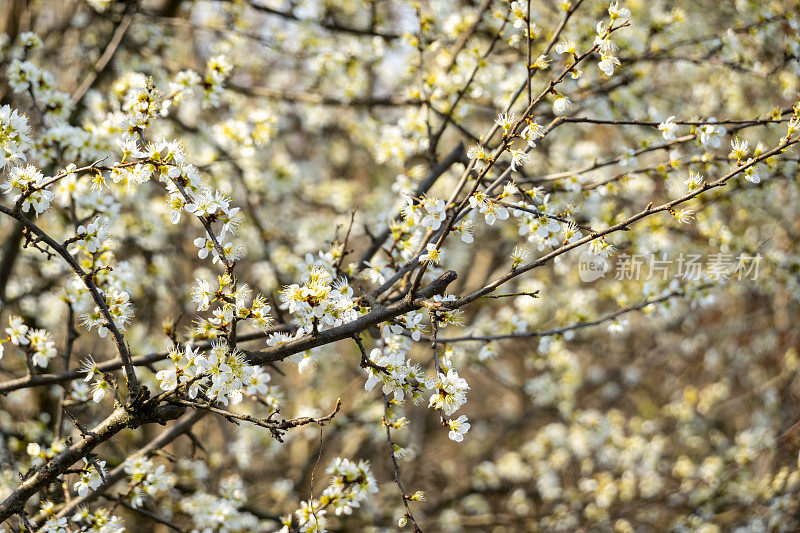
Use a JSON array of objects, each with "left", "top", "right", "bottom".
[
  {"left": 0, "top": 0, "right": 27, "bottom": 39},
  {"left": 159, "top": 0, "right": 184, "bottom": 17},
  {"left": 0, "top": 0, "right": 27, "bottom": 105}
]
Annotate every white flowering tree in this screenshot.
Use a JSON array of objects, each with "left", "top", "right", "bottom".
[{"left": 0, "top": 0, "right": 799, "bottom": 531}]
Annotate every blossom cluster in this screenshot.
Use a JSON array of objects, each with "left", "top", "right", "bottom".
[
  {"left": 178, "top": 476, "right": 263, "bottom": 532},
  {"left": 1, "top": 315, "right": 57, "bottom": 369},
  {"left": 191, "top": 274, "right": 274, "bottom": 338},
  {"left": 280, "top": 457, "right": 378, "bottom": 532},
  {"left": 155, "top": 342, "right": 272, "bottom": 406},
  {"left": 123, "top": 455, "right": 175, "bottom": 508},
  {"left": 279, "top": 257, "right": 360, "bottom": 335}
]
